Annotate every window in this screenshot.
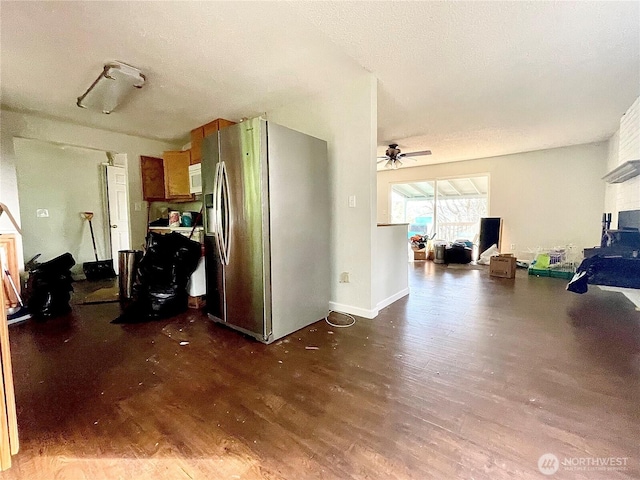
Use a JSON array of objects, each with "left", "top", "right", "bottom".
[{"left": 390, "top": 176, "right": 489, "bottom": 243}]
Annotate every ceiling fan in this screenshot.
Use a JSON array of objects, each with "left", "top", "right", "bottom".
[{"left": 377, "top": 144, "right": 432, "bottom": 169}]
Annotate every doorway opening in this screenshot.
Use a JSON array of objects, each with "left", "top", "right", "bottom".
[{"left": 13, "top": 139, "right": 130, "bottom": 278}]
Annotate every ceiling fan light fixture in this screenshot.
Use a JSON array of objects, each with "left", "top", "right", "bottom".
[
  {"left": 384, "top": 160, "right": 393, "bottom": 169},
  {"left": 77, "top": 61, "right": 145, "bottom": 114}
]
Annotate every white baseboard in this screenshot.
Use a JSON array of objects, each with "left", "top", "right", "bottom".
[
  {"left": 328, "top": 301, "right": 378, "bottom": 319},
  {"left": 376, "top": 287, "right": 410, "bottom": 311},
  {"left": 328, "top": 288, "right": 410, "bottom": 319}
]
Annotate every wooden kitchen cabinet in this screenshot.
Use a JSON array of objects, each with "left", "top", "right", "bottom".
[
  {"left": 140, "top": 153, "right": 193, "bottom": 201},
  {"left": 140, "top": 156, "right": 166, "bottom": 201},
  {"left": 190, "top": 126, "right": 204, "bottom": 165},
  {"left": 189, "top": 118, "right": 236, "bottom": 165},
  {"left": 203, "top": 118, "right": 236, "bottom": 138},
  {"left": 163, "top": 150, "right": 193, "bottom": 200},
  {"left": 143, "top": 119, "right": 235, "bottom": 199}
]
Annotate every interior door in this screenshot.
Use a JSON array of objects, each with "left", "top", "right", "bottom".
[{"left": 106, "top": 165, "right": 131, "bottom": 274}]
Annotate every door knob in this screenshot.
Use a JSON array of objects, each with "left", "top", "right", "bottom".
[{"left": 111, "top": 225, "right": 118, "bottom": 228}]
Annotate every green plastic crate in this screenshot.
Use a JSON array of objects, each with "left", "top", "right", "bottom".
[
  {"left": 548, "top": 270, "right": 574, "bottom": 279},
  {"left": 528, "top": 268, "right": 574, "bottom": 279},
  {"left": 528, "top": 268, "right": 550, "bottom": 277}
]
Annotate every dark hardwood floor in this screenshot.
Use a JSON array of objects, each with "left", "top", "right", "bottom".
[{"left": 4, "top": 263, "right": 639, "bottom": 479}]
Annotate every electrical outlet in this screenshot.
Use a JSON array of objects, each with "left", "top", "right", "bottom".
[
  {"left": 510, "top": 243, "right": 516, "bottom": 251},
  {"left": 36, "top": 209, "right": 49, "bottom": 218},
  {"left": 339, "top": 272, "right": 350, "bottom": 283},
  {"left": 134, "top": 202, "right": 142, "bottom": 211},
  {"left": 348, "top": 195, "right": 356, "bottom": 208}
]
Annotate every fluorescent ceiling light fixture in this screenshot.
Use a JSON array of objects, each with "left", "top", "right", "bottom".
[
  {"left": 602, "top": 160, "right": 640, "bottom": 183},
  {"left": 77, "top": 61, "right": 145, "bottom": 114}
]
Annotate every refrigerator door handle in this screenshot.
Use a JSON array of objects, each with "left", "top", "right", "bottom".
[
  {"left": 220, "top": 161, "right": 231, "bottom": 265},
  {"left": 213, "top": 162, "right": 225, "bottom": 264}
]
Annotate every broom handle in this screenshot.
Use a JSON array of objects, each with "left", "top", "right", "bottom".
[
  {"left": 3, "top": 270, "right": 23, "bottom": 308},
  {"left": 88, "top": 219, "right": 99, "bottom": 261},
  {"left": 189, "top": 207, "right": 203, "bottom": 240}
]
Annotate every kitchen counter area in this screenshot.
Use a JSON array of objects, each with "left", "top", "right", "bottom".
[{"left": 148, "top": 225, "right": 204, "bottom": 243}]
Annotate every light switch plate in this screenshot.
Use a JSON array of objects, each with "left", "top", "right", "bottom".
[{"left": 348, "top": 195, "right": 356, "bottom": 208}]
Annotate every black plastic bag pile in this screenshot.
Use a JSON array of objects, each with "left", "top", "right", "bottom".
[
  {"left": 27, "top": 253, "right": 75, "bottom": 318},
  {"left": 567, "top": 255, "right": 640, "bottom": 294},
  {"left": 445, "top": 242, "right": 473, "bottom": 264},
  {"left": 113, "top": 232, "right": 201, "bottom": 323}
]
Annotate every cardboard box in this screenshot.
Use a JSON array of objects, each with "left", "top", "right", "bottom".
[
  {"left": 413, "top": 249, "right": 427, "bottom": 260},
  {"left": 188, "top": 295, "right": 206, "bottom": 309},
  {"left": 490, "top": 254, "right": 516, "bottom": 278}
]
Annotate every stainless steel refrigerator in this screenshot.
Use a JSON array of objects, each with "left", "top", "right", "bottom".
[{"left": 202, "top": 118, "right": 330, "bottom": 343}]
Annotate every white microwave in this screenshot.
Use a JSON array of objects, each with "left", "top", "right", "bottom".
[{"left": 188, "top": 163, "right": 202, "bottom": 195}]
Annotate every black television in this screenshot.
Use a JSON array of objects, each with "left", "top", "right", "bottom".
[{"left": 618, "top": 209, "right": 640, "bottom": 232}]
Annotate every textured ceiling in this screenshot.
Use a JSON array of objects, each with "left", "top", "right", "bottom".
[{"left": 1, "top": 1, "right": 639, "bottom": 167}]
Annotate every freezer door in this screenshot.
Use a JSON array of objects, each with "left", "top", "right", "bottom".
[
  {"left": 218, "top": 119, "right": 271, "bottom": 340},
  {"left": 203, "top": 235, "right": 224, "bottom": 321},
  {"left": 202, "top": 133, "right": 225, "bottom": 321}
]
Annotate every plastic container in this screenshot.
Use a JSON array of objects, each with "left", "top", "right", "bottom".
[
  {"left": 118, "top": 250, "right": 143, "bottom": 300},
  {"left": 528, "top": 268, "right": 550, "bottom": 277},
  {"left": 434, "top": 242, "right": 446, "bottom": 264},
  {"left": 169, "top": 211, "right": 181, "bottom": 227},
  {"left": 181, "top": 212, "right": 193, "bottom": 227}
]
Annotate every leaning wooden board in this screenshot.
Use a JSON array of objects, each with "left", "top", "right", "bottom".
[
  {"left": 0, "top": 262, "right": 19, "bottom": 470},
  {"left": 0, "top": 235, "right": 19, "bottom": 308}
]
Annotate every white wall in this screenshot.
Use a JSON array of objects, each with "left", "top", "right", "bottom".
[
  {"left": 267, "top": 73, "right": 379, "bottom": 317},
  {"left": 604, "top": 96, "right": 640, "bottom": 223},
  {"left": 378, "top": 142, "right": 608, "bottom": 259},
  {"left": 13, "top": 139, "right": 111, "bottom": 276},
  {"left": 0, "top": 109, "right": 179, "bottom": 270},
  {"left": 374, "top": 225, "right": 409, "bottom": 309}
]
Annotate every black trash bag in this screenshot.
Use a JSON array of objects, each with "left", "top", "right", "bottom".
[
  {"left": 113, "top": 232, "right": 201, "bottom": 323},
  {"left": 566, "top": 271, "right": 588, "bottom": 294},
  {"left": 27, "top": 253, "right": 75, "bottom": 318},
  {"left": 567, "top": 255, "right": 640, "bottom": 294},
  {"left": 444, "top": 243, "right": 473, "bottom": 264}
]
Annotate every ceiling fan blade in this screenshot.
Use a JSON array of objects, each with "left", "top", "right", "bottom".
[
  {"left": 401, "top": 150, "right": 432, "bottom": 158},
  {"left": 377, "top": 158, "right": 388, "bottom": 164}
]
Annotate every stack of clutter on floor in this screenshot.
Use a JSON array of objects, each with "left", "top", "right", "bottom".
[
  {"left": 528, "top": 247, "right": 578, "bottom": 279},
  {"left": 410, "top": 234, "right": 432, "bottom": 261},
  {"left": 27, "top": 253, "right": 75, "bottom": 318},
  {"left": 113, "top": 232, "right": 201, "bottom": 323}
]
